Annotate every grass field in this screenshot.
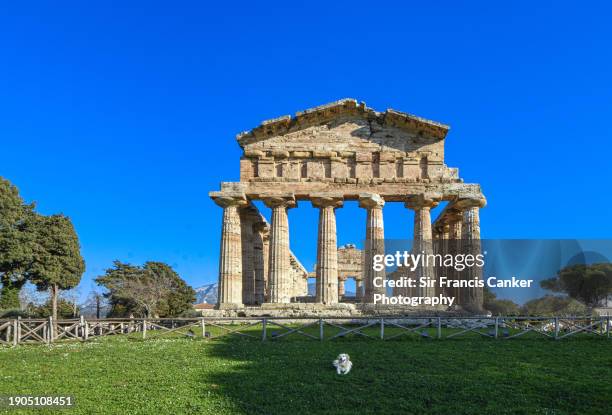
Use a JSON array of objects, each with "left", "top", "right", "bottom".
[{"left": 1, "top": 329, "right": 611, "bottom": 415}]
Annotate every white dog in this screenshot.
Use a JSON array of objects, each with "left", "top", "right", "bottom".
[{"left": 332, "top": 353, "right": 353, "bottom": 375}]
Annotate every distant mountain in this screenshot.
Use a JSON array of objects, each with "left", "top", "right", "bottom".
[{"left": 194, "top": 283, "right": 218, "bottom": 304}]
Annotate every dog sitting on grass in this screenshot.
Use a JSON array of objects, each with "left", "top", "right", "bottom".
[{"left": 333, "top": 353, "right": 352, "bottom": 375}]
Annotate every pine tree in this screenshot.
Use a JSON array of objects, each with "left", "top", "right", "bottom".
[
  {"left": 29, "top": 214, "right": 85, "bottom": 321},
  {"left": 0, "top": 177, "right": 36, "bottom": 310}
]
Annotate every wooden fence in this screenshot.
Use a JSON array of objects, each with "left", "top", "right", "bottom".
[{"left": 0, "top": 316, "right": 610, "bottom": 346}]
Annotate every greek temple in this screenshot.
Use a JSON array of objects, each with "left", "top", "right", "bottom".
[{"left": 209, "top": 99, "right": 486, "bottom": 315}]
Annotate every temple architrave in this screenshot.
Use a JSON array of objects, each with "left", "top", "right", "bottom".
[{"left": 210, "top": 99, "right": 486, "bottom": 316}]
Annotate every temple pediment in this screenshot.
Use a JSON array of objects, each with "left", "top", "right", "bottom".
[
  {"left": 237, "top": 98, "right": 449, "bottom": 146},
  {"left": 237, "top": 99, "right": 458, "bottom": 185}
]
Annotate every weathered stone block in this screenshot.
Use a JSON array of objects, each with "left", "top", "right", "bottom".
[
  {"left": 240, "top": 158, "right": 255, "bottom": 180},
  {"left": 403, "top": 159, "right": 420, "bottom": 180},
  {"left": 272, "top": 150, "right": 289, "bottom": 158},
  {"left": 313, "top": 150, "right": 337, "bottom": 158},
  {"left": 355, "top": 162, "right": 372, "bottom": 178},
  {"left": 355, "top": 152, "right": 372, "bottom": 162},
  {"left": 257, "top": 158, "right": 275, "bottom": 178},
  {"left": 244, "top": 149, "right": 264, "bottom": 158},
  {"left": 282, "top": 161, "right": 300, "bottom": 179},
  {"left": 379, "top": 162, "right": 395, "bottom": 178},
  {"left": 291, "top": 151, "right": 311, "bottom": 158},
  {"left": 331, "top": 158, "right": 348, "bottom": 178}
]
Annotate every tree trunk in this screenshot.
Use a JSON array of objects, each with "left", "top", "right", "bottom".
[
  {"left": 50, "top": 283, "right": 59, "bottom": 340},
  {"left": 95, "top": 296, "right": 101, "bottom": 319},
  {"left": 51, "top": 283, "right": 58, "bottom": 321}
]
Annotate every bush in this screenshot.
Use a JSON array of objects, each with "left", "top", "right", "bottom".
[
  {"left": 521, "top": 295, "right": 588, "bottom": 316},
  {"left": 483, "top": 286, "right": 521, "bottom": 315},
  {"left": 179, "top": 309, "right": 202, "bottom": 318},
  {"left": 0, "top": 308, "right": 33, "bottom": 318}
]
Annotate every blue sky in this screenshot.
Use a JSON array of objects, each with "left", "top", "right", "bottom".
[{"left": 1, "top": 1, "right": 611, "bottom": 297}]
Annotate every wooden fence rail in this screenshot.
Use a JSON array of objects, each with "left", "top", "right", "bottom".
[{"left": 0, "top": 315, "right": 610, "bottom": 346}]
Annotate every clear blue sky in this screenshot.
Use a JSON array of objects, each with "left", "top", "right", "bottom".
[{"left": 1, "top": 1, "right": 611, "bottom": 297}]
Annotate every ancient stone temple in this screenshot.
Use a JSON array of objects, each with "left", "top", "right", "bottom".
[
  {"left": 308, "top": 244, "right": 365, "bottom": 301},
  {"left": 210, "top": 99, "right": 486, "bottom": 316}
]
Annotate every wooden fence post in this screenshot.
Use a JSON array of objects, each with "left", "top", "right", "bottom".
[
  {"left": 142, "top": 319, "right": 147, "bottom": 339},
  {"left": 437, "top": 317, "right": 442, "bottom": 339},
  {"left": 12, "top": 319, "right": 18, "bottom": 346},
  {"left": 201, "top": 319, "right": 206, "bottom": 338},
  {"left": 16, "top": 316, "right": 22, "bottom": 345},
  {"left": 81, "top": 315, "right": 88, "bottom": 341},
  {"left": 494, "top": 317, "right": 499, "bottom": 339},
  {"left": 48, "top": 317, "right": 53, "bottom": 343},
  {"left": 554, "top": 317, "right": 559, "bottom": 340},
  {"left": 319, "top": 318, "right": 324, "bottom": 341},
  {"left": 607, "top": 315, "right": 610, "bottom": 339},
  {"left": 262, "top": 318, "right": 267, "bottom": 341}
]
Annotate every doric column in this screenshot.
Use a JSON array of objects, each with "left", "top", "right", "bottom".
[
  {"left": 252, "top": 221, "right": 269, "bottom": 305},
  {"left": 437, "top": 223, "right": 450, "bottom": 296},
  {"left": 447, "top": 212, "right": 463, "bottom": 304},
  {"left": 338, "top": 278, "right": 345, "bottom": 298},
  {"left": 312, "top": 193, "right": 343, "bottom": 305},
  {"left": 406, "top": 193, "right": 441, "bottom": 298},
  {"left": 239, "top": 207, "right": 257, "bottom": 306},
  {"left": 359, "top": 193, "right": 386, "bottom": 303},
  {"left": 262, "top": 231, "right": 270, "bottom": 301},
  {"left": 458, "top": 197, "right": 486, "bottom": 312},
  {"left": 356, "top": 278, "right": 364, "bottom": 300},
  {"left": 263, "top": 194, "right": 296, "bottom": 304},
  {"left": 211, "top": 193, "right": 247, "bottom": 308}
]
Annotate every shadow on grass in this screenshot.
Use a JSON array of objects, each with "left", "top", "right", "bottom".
[{"left": 201, "top": 325, "right": 612, "bottom": 414}]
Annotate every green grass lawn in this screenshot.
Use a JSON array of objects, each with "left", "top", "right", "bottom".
[{"left": 1, "top": 330, "right": 611, "bottom": 414}]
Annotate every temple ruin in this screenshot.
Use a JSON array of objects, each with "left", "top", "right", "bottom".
[{"left": 210, "top": 99, "right": 486, "bottom": 316}]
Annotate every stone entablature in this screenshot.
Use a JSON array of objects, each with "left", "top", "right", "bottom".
[{"left": 211, "top": 99, "right": 487, "bottom": 313}]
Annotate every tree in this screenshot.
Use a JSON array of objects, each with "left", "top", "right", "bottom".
[
  {"left": 0, "top": 177, "right": 37, "bottom": 310},
  {"left": 60, "top": 288, "right": 81, "bottom": 318},
  {"left": 541, "top": 263, "right": 612, "bottom": 308},
  {"left": 483, "top": 286, "right": 521, "bottom": 315},
  {"left": 96, "top": 261, "right": 195, "bottom": 318},
  {"left": 81, "top": 289, "right": 108, "bottom": 319},
  {"left": 33, "top": 297, "right": 80, "bottom": 319},
  {"left": 28, "top": 214, "right": 85, "bottom": 321},
  {"left": 19, "top": 282, "right": 48, "bottom": 314},
  {"left": 521, "top": 295, "right": 588, "bottom": 316}
]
